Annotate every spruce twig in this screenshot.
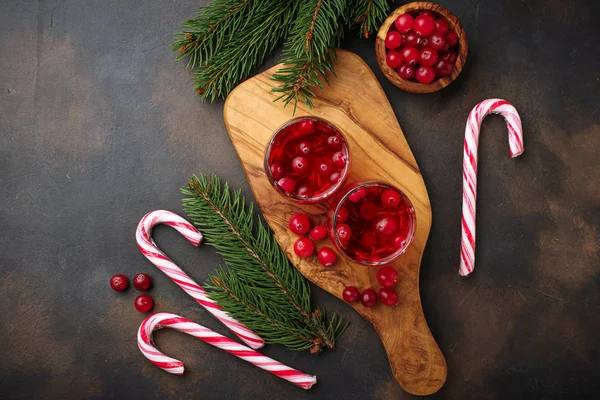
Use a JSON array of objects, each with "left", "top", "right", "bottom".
[{"left": 182, "top": 174, "right": 345, "bottom": 352}]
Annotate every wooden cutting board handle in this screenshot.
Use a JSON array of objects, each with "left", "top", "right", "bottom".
[{"left": 224, "top": 49, "right": 447, "bottom": 395}]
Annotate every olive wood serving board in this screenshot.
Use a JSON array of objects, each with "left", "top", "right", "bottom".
[{"left": 223, "top": 49, "right": 446, "bottom": 396}]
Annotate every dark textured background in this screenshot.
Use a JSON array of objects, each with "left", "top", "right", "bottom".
[{"left": 1, "top": 0, "right": 598, "bottom": 398}]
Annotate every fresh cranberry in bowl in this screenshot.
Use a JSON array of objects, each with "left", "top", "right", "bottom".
[
  {"left": 265, "top": 117, "right": 350, "bottom": 204},
  {"left": 327, "top": 182, "right": 416, "bottom": 266}
]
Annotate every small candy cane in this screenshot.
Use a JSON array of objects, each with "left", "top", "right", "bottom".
[
  {"left": 460, "top": 99, "right": 524, "bottom": 276},
  {"left": 136, "top": 210, "right": 264, "bottom": 349},
  {"left": 138, "top": 313, "right": 317, "bottom": 389}
]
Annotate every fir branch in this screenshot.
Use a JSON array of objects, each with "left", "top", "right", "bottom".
[
  {"left": 349, "top": 0, "right": 389, "bottom": 38},
  {"left": 182, "top": 174, "right": 344, "bottom": 352},
  {"left": 271, "top": 0, "right": 348, "bottom": 112}
]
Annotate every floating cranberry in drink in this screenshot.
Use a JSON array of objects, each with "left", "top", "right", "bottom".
[
  {"left": 265, "top": 117, "right": 350, "bottom": 204},
  {"left": 327, "top": 182, "right": 416, "bottom": 266}
]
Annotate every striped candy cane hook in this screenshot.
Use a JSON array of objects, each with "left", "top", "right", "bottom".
[
  {"left": 460, "top": 99, "right": 524, "bottom": 277},
  {"left": 138, "top": 313, "right": 316, "bottom": 389},
  {"left": 136, "top": 210, "right": 264, "bottom": 349}
]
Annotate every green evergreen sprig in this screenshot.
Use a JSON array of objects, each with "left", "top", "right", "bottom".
[
  {"left": 173, "top": 0, "right": 389, "bottom": 110},
  {"left": 182, "top": 174, "right": 345, "bottom": 353}
]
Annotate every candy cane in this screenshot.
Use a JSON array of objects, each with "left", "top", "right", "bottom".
[
  {"left": 138, "top": 313, "right": 317, "bottom": 389},
  {"left": 460, "top": 99, "right": 524, "bottom": 277},
  {"left": 136, "top": 210, "right": 264, "bottom": 349}
]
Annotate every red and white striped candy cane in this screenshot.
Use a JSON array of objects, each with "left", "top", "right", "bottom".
[
  {"left": 138, "top": 313, "right": 317, "bottom": 389},
  {"left": 460, "top": 99, "right": 524, "bottom": 277},
  {"left": 136, "top": 210, "right": 264, "bottom": 349}
]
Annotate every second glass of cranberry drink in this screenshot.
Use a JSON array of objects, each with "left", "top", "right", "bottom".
[
  {"left": 265, "top": 117, "right": 350, "bottom": 204},
  {"left": 328, "top": 182, "right": 416, "bottom": 266}
]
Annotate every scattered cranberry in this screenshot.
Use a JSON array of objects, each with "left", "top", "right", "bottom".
[
  {"left": 342, "top": 286, "right": 360, "bottom": 303},
  {"left": 289, "top": 212, "right": 311, "bottom": 235},
  {"left": 446, "top": 31, "right": 458, "bottom": 47},
  {"left": 404, "top": 32, "right": 419, "bottom": 47},
  {"left": 386, "top": 51, "right": 403, "bottom": 69},
  {"left": 435, "top": 19, "right": 449, "bottom": 35},
  {"left": 110, "top": 274, "right": 128, "bottom": 292},
  {"left": 385, "top": 31, "right": 402, "bottom": 49},
  {"left": 401, "top": 47, "right": 419, "bottom": 66},
  {"left": 134, "top": 295, "right": 153, "bottom": 313},
  {"left": 317, "top": 247, "right": 337, "bottom": 267},
  {"left": 297, "top": 141, "right": 312, "bottom": 155},
  {"left": 360, "top": 289, "right": 378, "bottom": 307},
  {"left": 309, "top": 225, "right": 327, "bottom": 241},
  {"left": 133, "top": 273, "right": 152, "bottom": 291},
  {"left": 429, "top": 33, "right": 446, "bottom": 51},
  {"left": 398, "top": 64, "right": 415, "bottom": 80},
  {"left": 278, "top": 177, "right": 295, "bottom": 193},
  {"left": 376, "top": 266, "right": 399, "bottom": 288},
  {"left": 375, "top": 217, "right": 398, "bottom": 236},
  {"left": 416, "top": 65, "right": 436, "bottom": 84},
  {"left": 292, "top": 156, "right": 310, "bottom": 175},
  {"left": 413, "top": 15, "right": 435, "bottom": 37},
  {"left": 296, "top": 185, "right": 314, "bottom": 199},
  {"left": 293, "top": 237, "right": 314, "bottom": 258},
  {"left": 336, "top": 207, "right": 349, "bottom": 223},
  {"left": 297, "top": 119, "right": 314, "bottom": 135},
  {"left": 336, "top": 223, "right": 352, "bottom": 244},
  {"left": 418, "top": 48, "right": 438, "bottom": 67},
  {"left": 394, "top": 13, "right": 413, "bottom": 33},
  {"left": 378, "top": 288, "right": 399, "bottom": 306},
  {"left": 434, "top": 59, "right": 453, "bottom": 77}
]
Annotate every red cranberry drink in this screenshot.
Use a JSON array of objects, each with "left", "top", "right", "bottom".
[
  {"left": 328, "top": 182, "right": 416, "bottom": 266},
  {"left": 265, "top": 117, "right": 350, "bottom": 204}
]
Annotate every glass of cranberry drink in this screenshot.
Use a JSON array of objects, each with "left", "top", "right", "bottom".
[
  {"left": 265, "top": 117, "right": 351, "bottom": 204},
  {"left": 327, "top": 182, "right": 416, "bottom": 266}
]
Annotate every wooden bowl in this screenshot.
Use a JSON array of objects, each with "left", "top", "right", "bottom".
[{"left": 376, "top": 2, "right": 468, "bottom": 93}]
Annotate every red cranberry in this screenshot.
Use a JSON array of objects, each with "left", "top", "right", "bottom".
[
  {"left": 441, "top": 50, "right": 457, "bottom": 63},
  {"left": 327, "top": 135, "right": 342, "bottom": 149},
  {"left": 446, "top": 31, "right": 458, "bottom": 47},
  {"left": 297, "top": 141, "right": 312, "bottom": 155},
  {"left": 293, "top": 237, "right": 314, "bottom": 258},
  {"left": 418, "top": 48, "right": 439, "bottom": 67},
  {"left": 360, "top": 289, "right": 378, "bottom": 307},
  {"left": 278, "top": 177, "right": 295, "bottom": 193},
  {"left": 394, "top": 13, "right": 413, "bottom": 33},
  {"left": 292, "top": 156, "right": 310, "bottom": 175},
  {"left": 413, "top": 15, "right": 435, "bottom": 37},
  {"left": 270, "top": 163, "right": 285, "bottom": 180},
  {"left": 360, "top": 232, "right": 377, "bottom": 249},
  {"left": 418, "top": 37, "right": 429, "bottom": 49},
  {"left": 379, "top": 288, "right": 399, "bottom": 306},
  {"left": 356, "top": 188, "right": 367, "bottom": 199},
  {"left": 330, "top": 172, "right": 341, "bottom": 184},
  {"left": 133, "top": 273, "right": 152, "bottom": 291},
  {"left": 318, "top": 160, "right": 334, "bottom": 175},
  {"left": 429, "top": 32, "right": 446, "bottom": 51},
  {"left": 386, "top": 51, "right": 403, "bottom": 69},
  {"left": 375, "top": 217, "right": 398, "bottom": 236},
  {"left": 381, "top": 189, "right": 401, "bottom": 208},
  {"left": 309, "top": 225, "right": 327, "bottom": 241},
  {"left": 419, "top": 10, "right": 436, "bottom": 19},
  {"left": 416, "top": 65, "right": 436, "bottom": 84},
  {"left": 401, "top": 47, "right": 419, "bottom": 66},
  {"left": 393, "top": 234, "right": 407, "bottom": 249},
  {"left": 342, "top": 286, "right": 360, "bottom": 303},
  {"left": 434, "top": 59, "right": 453, "bottom": 76},
  {"left": 336, "top": 223, "right": 352, "bottom": 244},
  {"left": 398, "top": 64, "right": 415, "bottom": 80},
  {"left": 385, "top": 31, "right": 402, "bottom": 49},
  {"left": 296, "top": 185, "right": 314, "bottom": 199},
  {"left": 332, "top": 151, "right": 347, "bottom": 167},
  {"left": 289, "top": 212, "right": 311, "bottom": 235},
  {"left": 297, "top": 119, "right": 314, "bottom": 135},
  {"left": 435, "top": 19, "right": 449, "bottom": 35},
  {"left": 376, "top": 266, "right": 399, "bottom": 288},
  {"left": 110, "top": 274, "right": 128, "bottom": 292},
  {"left": 336, "top": 207, "right": 349, "bottom": 223},
  {"left": 404, "top": 32, "right": 419, "bottom": 47},
  {"left": 134, "top": 295, "right": 153, "bottom": 313},
  {"left": 359, "top": 202, "right": 378, "bottom": 221},
  {"left": 318, "top": 247, "right": 337, "bottom": 267}
]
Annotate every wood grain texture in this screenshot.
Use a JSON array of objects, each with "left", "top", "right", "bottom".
[
  {"left": 376, "top": 1, "right": 468, "bottom": 93},
  {"left": 224, "top": 49, "right": 446, "bottom": 395}
]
